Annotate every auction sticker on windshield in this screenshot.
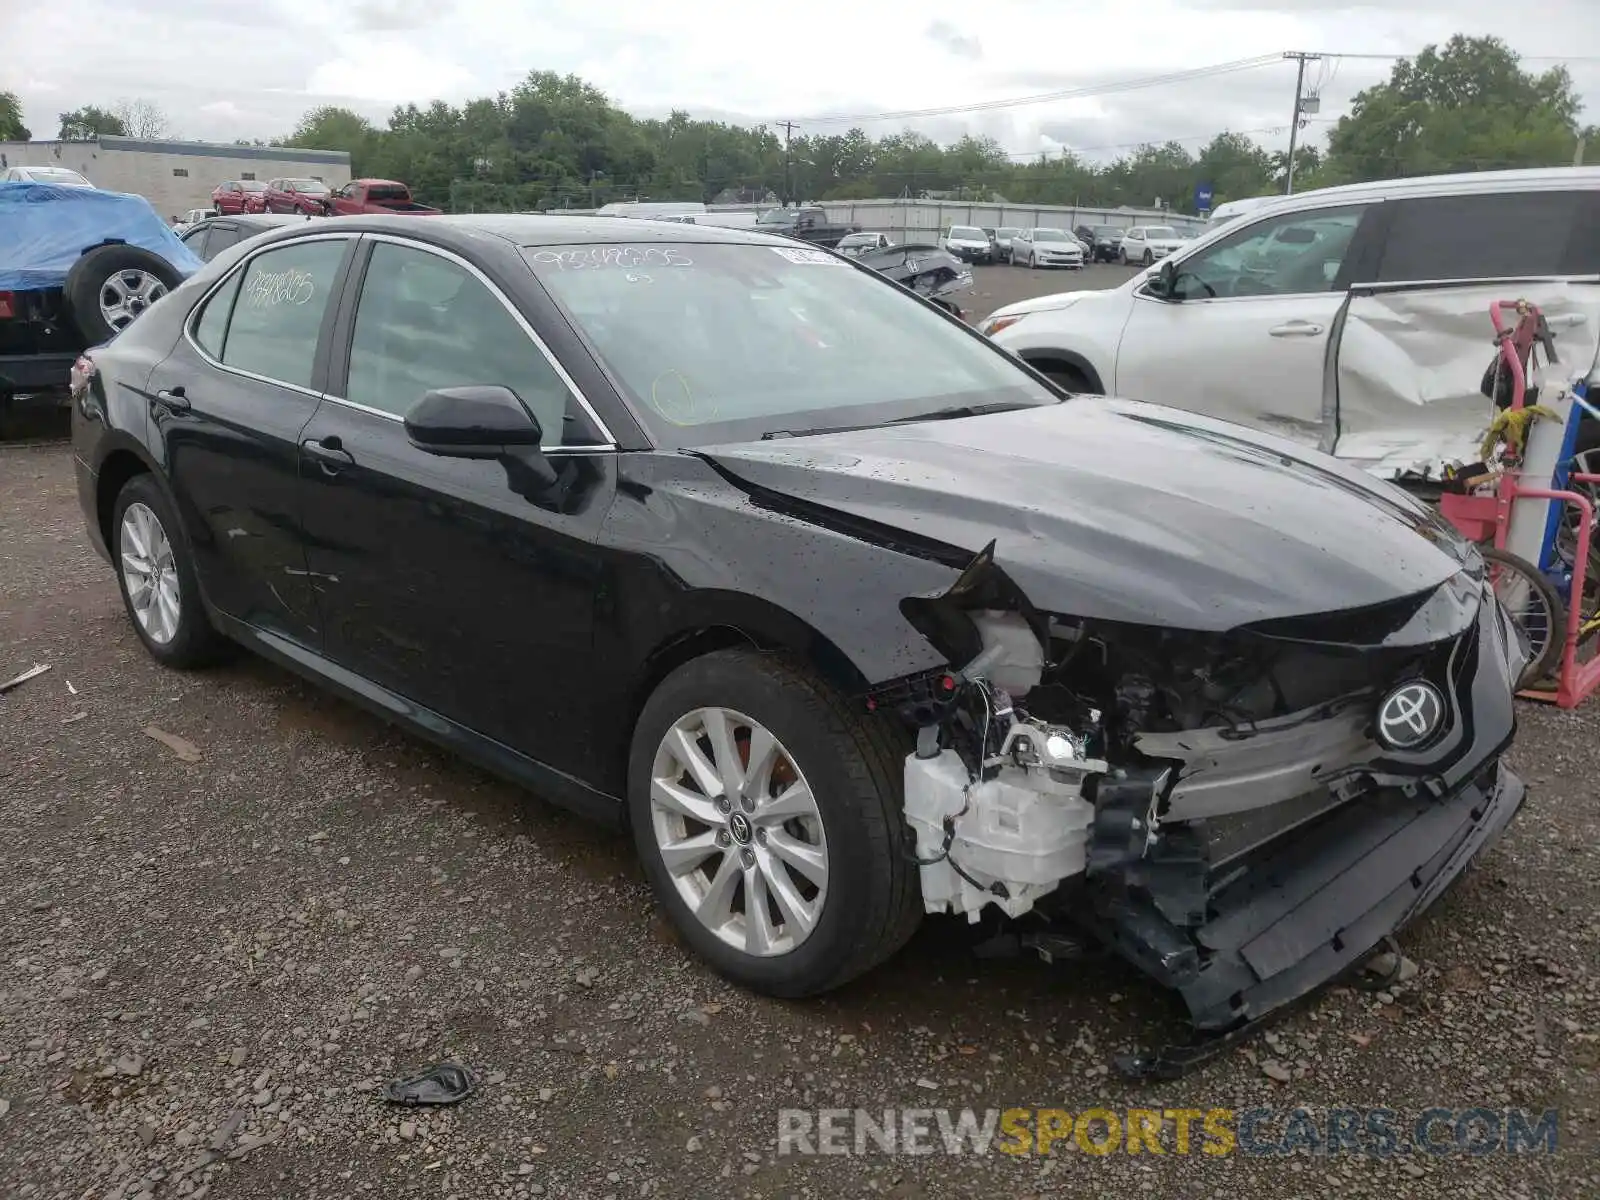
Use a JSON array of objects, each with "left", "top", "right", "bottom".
[{"left": 770, "top": 247, "right": 842, "bottom": 265}]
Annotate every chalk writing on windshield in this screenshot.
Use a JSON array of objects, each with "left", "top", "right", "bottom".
[
  {"left": 243, "top": 266, "right": 316, "bottom": 308},
  {"left": 528, "top": 247, "right": 694, "bottom": 272}
]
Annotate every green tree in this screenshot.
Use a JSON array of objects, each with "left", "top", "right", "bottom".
[
  {"left": 1194, "top": 132, "right": 1275, "bottom": 208},
  {"left": 58, "top": 106, "right": 126, "bottom": 140},
  {"left": 1322, "top": 36, "right": 1584, "bottom": 183},
  {"left": 0, "top": 91, "right": 29, "bottom": 141}
]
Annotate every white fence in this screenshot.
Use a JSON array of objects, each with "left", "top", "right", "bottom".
[
  {"left": 548, "top": 197, "right": 1204, "bottom": 242},
  {"left": 817, "top": 199, "right": 1205, "bottom": 243}
]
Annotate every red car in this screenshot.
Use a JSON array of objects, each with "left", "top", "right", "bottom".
[
  {"left": 210, "top": 180, "right": 267, "bottom": 215},
  {"left": 253, "top": 178, "right": 333, "bottom": 215}
]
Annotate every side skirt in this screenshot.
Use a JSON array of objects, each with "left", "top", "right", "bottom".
[{"left": 207, "top": 609, "right": 626, "bottom": 828}]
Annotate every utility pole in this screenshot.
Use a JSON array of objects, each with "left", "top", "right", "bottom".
[
  {"left": 779, "top": 120, "right": 797, "bottom": 206},
  {"left": 1283, "top": 51, "right": 1321, "bottom": 196}
]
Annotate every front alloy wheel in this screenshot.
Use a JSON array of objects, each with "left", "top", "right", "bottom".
[
  {"left": 649, "top": 707, "right": 828, "bottom": 957},
  {"left": 628, "top": 649, "right": 921, "bottom": 997}
]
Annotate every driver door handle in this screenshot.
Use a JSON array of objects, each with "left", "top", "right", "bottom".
[
  {"left": 153, "top": 387, "right": 190, "bottom": 413},
  {"left": 302, "top": 436, "right": 355, "bottom": 470},
  {"left": 1269, "top": 320, "right": 1324, "bottom": 337}
]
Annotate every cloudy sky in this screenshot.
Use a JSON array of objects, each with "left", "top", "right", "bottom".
[{"left": 5, "top": 0, "right": 1597, "bottom": 161}]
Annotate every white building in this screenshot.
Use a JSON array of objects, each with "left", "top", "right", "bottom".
[{"left": 0, "top": 135, "right": 351, "bottom": 220}]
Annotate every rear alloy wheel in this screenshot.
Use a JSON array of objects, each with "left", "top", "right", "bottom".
[
  {"left": 629, "top": 649, "right": 920, "bottom": 997},
  {"left": 111, "top": 474, "right": 227, "bottom": 668}
]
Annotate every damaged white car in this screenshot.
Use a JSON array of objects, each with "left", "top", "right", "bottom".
[{"left": 983, "top": 166, "right": 1600, "bottom": 482}]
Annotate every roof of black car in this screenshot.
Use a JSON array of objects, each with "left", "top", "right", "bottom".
[{"left": 284, "top": 212, "right": 788, "bottom": 249}]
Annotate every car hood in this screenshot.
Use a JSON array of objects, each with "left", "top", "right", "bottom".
[
  {"left": 985, "top": 286, "right": 1111, "bottom": 324},
  {"left": 699, "top": 398, "right": 1470, "bottom": 631},
  {"left": 1033, "top": 242, "right": 1081, "bottom": 252},
  {"left": 1149, "top": 239, "right": 1188, "bottom": 250}
]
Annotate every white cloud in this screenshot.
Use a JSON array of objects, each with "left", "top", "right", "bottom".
[
  {"left": 305, "top": 40, "right": 478, "bottom": 104},
  {"left": 5, "top": 0, "right": 1595, "bottom": 160}
]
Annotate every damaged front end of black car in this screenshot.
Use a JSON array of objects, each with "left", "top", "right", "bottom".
[
  {"left": 619, "top": 381, "right": 1531, "bottom": 1076},
  {"left": 866, "top": 530, "right": 1527, "bottom": 1076}
]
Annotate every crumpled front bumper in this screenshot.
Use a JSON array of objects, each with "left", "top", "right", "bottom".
[
  {"left": 1172, "top": 759, "right": 1519, "bottom": 1031},
  {"left": 1082, "top": 581, "right": 1527, "bottom": 1048}
]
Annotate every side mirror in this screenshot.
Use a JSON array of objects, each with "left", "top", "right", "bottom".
[
  {"left": 1155, "top": 258, "right": 1178, "bottom": 298},
  {"left": 405, "top": 385, "right": 558, "bottom": 494},
  {"left": 405, "top": 385, "right": 544, "bottom": 455}
]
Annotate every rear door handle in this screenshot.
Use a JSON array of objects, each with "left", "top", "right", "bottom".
[
  {"left": 1268, "top": 320, "right": 1324, "bottom": 337},
  {"left": 301, "top": 437, "right": 354, "bottom": 470},
  {"left": 153, "top": 386, "right": 190, "bottom": 413}
]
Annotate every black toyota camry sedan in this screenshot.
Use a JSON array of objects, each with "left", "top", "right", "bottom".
[{"left": 70, "top": 214, "right": 1529, "bottom": 1060}]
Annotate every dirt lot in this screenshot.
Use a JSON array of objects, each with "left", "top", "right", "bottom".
[{"left": 2, "top": 330, "right": 1598, "bottom": 1196}]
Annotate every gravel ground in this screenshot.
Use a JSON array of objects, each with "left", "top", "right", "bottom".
[
  {"left": 2, "top": 417, "right": 1598, "bottom": 1198},
  {"left": 964, "top": 261, "right": 1138, "bottom": 324}
]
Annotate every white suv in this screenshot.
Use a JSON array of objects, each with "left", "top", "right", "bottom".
[{"left": 984, "top": 167, "right": 1600, "bottom": 474}]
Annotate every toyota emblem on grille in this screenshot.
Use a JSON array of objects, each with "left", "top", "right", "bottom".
[{"left": 1376, "top": 680, "right": 1446, "bottom": 750}]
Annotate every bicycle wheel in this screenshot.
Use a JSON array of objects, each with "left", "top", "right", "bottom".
[{"left": 1481, "top": 546, "right": 1566, "bottom": 687}]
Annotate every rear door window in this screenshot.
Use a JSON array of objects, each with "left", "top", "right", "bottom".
[
  {"left": 218, "top": 239, "right": 348, "bottom": 389},
  {"left": 1374, "top": 189, "right": 1598, "bottom": 282}
]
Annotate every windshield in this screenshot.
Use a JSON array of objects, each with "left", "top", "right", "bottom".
[
  {"left": 240, "top": 180, "right": 266, "bottom": 192},
  {"left": 287, "top": 179, "right": 329, "bottom": 194},
  {"left": 1092, "top": 226, "right": 1120, "bottom": 237},
  {"left": 757, "top": 209, "right": 799, "bottom": 225},
  {"left": 1032, "top": 229, "right": 1067, "bottom": 243},
  {"left": 949, "top": 227, "right": 984, "bottom": 240},
  {"left": 1146, "top": 226, "right": 1179, "bottom": 239},
  {"left": 997, "top": 227, "right": 1020, "bottom": 238},
  {"left": 523, "top": 242, "right": 1057, "bottom": 448},
  {"left": 30, "top": 168, "right": 91, "bottom": 186}
]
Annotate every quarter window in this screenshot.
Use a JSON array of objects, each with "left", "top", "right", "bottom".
[
  {"left": 218, "top": 239, "right": 347, "bottom": 389},
  {"left": 1375, "top": 190, "right": 1597, "bottom": 282},
  {"left": 192, "top": 271, "right": 241, "bottom": 358},
  {"left": 1164, "top": 204, "right": 1370, "bottom": 300},
  {"left": 344, "top": 241, "right": 598, "bottom": 446}
]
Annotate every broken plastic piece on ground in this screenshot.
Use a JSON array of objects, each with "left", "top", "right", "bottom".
[{"left": 381, "top": 1062, "right": 478, "bottom": 1106}]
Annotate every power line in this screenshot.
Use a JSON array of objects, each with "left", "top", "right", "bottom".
[
  {"left": 1320, "top": 52, "right": 1600, "bottom": 63},
  {"left": 776, "top": 48, "right": 1600, "bottom": 132},
  {"left": 784, "top": 55, "right": 1283, "bottom": 126}
]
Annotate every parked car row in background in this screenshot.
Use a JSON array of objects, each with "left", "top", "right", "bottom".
[{"left": 209, "top": 177, "right": 440, "bottom": 218}]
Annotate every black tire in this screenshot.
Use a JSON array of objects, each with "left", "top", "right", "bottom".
[
  {"left": 64, "top": 245, "right": 182, "bottom": 344},
  {"left": 1142, "top": 250, "right": 1154, "bottom": 267},
  {"left": 627, "top": 648, "right": 921, "bottom": 998},
  {"left": 1481, "top": 546, "right": 1565, "bottom": 686},
  {"left": 1118, "top": 248, "right": 1128, "bottom": 265},
  {"left": 110, "top": 473, "right": 228, "bottom": 669}
]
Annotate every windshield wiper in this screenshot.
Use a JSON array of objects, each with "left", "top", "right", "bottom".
[
  {"left": 887, "top": 400, "right": 1051, "bottom": 424},
  {"left": 759, "top": 401, "right": 1049, "bottom": 440},
  {"left": 759, "top": 421, "right": 883, "bottom": 440}
]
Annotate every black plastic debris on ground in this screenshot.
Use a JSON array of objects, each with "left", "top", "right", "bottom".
[{"left": 381, "top": 1062, "right": 478, "bottom": 1106}]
